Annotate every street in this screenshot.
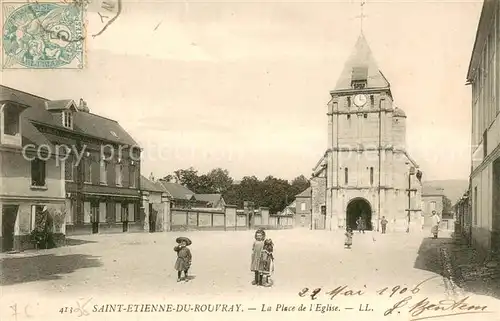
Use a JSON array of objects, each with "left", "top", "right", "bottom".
[{"left": 1, "top": 229, "right": 499, "bottom": 321}]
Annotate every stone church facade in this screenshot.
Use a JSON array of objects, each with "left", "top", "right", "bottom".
[{"left": 311, "top": 34, "right": 423, "bottom": 232}]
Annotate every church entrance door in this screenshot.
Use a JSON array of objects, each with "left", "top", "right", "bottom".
[{"left": 346, "top": 198, "right": 372, "bottom": 231}]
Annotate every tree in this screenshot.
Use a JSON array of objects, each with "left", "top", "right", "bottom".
[
  {"left": 207, "top": 168, "right": 233, "bottom": 194},
  {"left": 160, "top": 174, "right": 174, "bottom": 182},
  {"left": 173, "top": 167, "right": 200, "bottom": 191},
  {"left": 196, "top": 174, "right": 216, "bottom": 194},
  {"left": 290, "top": 174, "right": 310, "bottom": 196},
  {"left": 443, "top": 196, "right": 453, "bottom": 214}
]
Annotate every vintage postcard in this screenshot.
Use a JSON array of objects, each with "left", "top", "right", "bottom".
[{"left": 1, "top": 0, "right": 499, "bottom": 320}]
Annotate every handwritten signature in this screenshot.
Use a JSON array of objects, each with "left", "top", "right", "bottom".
[{"left": 385, "top": 296, "right": 490, "bottom": 320}]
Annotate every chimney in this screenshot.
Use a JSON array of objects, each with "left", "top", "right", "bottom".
[
  {"left": 79, "top": 98, "right": 90, "bottom": 112},
  {"left": 149, "top": 172, "right": 155, "bottom": 182}
]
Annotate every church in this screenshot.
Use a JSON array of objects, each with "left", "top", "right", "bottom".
[{"left": 310, "top": 33, "right": 423, "bottom": 233}]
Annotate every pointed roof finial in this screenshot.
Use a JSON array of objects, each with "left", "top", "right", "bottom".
[{"left": 356, "top": 0, "right": 367, "bottom": 34}]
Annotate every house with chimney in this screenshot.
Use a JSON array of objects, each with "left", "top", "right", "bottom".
[
  {"left": 1, "top": 87, "right": 66, "bottom": 251},
  {"left": 1, "top": 85, "right": 143, "bottom": 236}
]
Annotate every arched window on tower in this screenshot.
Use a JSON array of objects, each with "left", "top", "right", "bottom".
[
  {"left": 344, "top": 168, "right": 349, "bottom": 185},
  {"left": 370, "top": 167, "right": 374, "bottom": 185}
]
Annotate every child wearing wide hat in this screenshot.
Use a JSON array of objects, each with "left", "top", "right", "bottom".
[
  {"left": 174, "top": 236, "right": 192, "bottom": 282},
  {"left": 251, "top": 229, "right": 265, "bottom": 285}
]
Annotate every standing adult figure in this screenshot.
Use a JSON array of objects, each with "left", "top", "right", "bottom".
[{"left": 431, "top": 211, "right": 441, "bottom": 239}]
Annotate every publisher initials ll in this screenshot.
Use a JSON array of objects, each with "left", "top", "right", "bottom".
[{"left": 359, "top": 304, "right": 373, "bottom": 312}]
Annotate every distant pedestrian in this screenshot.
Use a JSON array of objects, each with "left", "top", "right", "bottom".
[
  {"left": 251, "top": 229, "right": 265, "bottom": 285},
  {"left": 431, "top": 211, "right": 441, "bottom": 239},
  {"left": 344, "top": 228, "right": 353, "bottom": 249},
  {"left": 260, "top": 238, "right": 274, "bottom": 287},
  {"left": 381, "top": 216, "right": 388, "bottom": 234},
  {"left": 356, "top": 217, "right": 366, "bottom": 234},
  {"left": 174, "top": 237, "right": 192, "bottom": 282}
]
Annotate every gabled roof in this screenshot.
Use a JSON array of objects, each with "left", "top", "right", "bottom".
[
  {"left": 140, "top": 175, "right": 166, "bottom": 193},
  {"left": 195, "top": 193, "right": 223, "bottom": 206},
  {"left": 45, "top": 100, "right": 77, "bottom": 111},
  {"left": 334, "top": 34, "right": 390, "bottom": 91},
  {"left": 0, "top": 85, "right": 139, "bottom": 147},
  {"left": 296, "top": 187, "right": 311, "bottom": 198},
  {"left": 157, "top": 181, "right": 196, "bottom": 200}
]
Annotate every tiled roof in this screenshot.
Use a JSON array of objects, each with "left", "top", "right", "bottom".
[
  {"left": 195, "top": 193, "right": 223, "bottom": 206},
  {"left": 140, "top": 175, "right": 166, "bottom": 193},
  {"left": 157, "top": 181, "right": 195, "bottom": 200},
  {"left": 296, "top": 187, "right": 311, "bottom": 198},
  {"left": 0, "top": 85, "right": 138, "bottom": 147},
  {"left": 334, "top": 34, "right": 390, "bottom": 91}
]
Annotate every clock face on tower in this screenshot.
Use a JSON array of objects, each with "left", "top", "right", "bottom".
[{"left": 353, "top": 94, "right": 367, "bottom": 107}]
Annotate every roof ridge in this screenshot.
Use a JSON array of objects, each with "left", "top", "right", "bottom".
[
  {"left": 1, "top": 85, "right": 50, "bottom": 101},
  {"left": 1, "top": 85, "right": 119, "bottom": 124}
]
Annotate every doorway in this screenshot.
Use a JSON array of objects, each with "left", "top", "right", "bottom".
[
  {"left": 122, "top": 203, "right": 129, "bottom": 232},
  {"left": 346, "top": 198, "right": 373, "bottom": 231},
  {"left": 149, "top": 203, "right": 156, "bottom": 233},
  {"left": 2, "top": 205, "right": 18, "bottom": 252},
  {"left": 91, "top": 202, "right": 99, "bottom": 234}
]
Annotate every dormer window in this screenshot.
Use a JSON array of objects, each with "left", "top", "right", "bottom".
[
  {"left": 351, "top": 66, "right": 368, "bottom": 89},
  {"left": 4, "top": 105, "right": 20, "bottom": 136},
  {"left": 62, "top": 110, "right": 73, "bottom": 129}
]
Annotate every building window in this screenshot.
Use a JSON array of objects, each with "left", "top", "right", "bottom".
[
  {"left": 4, "top": 105, "right": 20, "bottom": 136},
  {"left": 116, "top": 164, "right": 123, "bottom": 186},
  {"left": 474, "top": 187, "right": 478, "bottom": 226},
  {"left": 344, "top": 168, "right": 349, "bottom": 185},
  {"left": 347, "top": 97, "right": 351, "bottom": 107},
  {"left": 129, "top": 165, "right": 136, "bottom": 188},
  {"left": 31, "top": 158, "right": 46, "bottom": 187},
  {"left": 370, "top": 95, "right": 374, "bottom": 107},
  {"left": 364, "top": 113, "right": 368, "bottom": 118},
  {"left": 100, "top": 159, "right": 108, "bottom": 184},
  {"left": 370, "top": 167, "right": 374, "bottom": 185},
  {"left": 347, "top": 114, "right": 351, "bottom": 120},
  {"left": 62, "top": 111, "right": 73, "bottom": 129},
  {"left": 31, "top": 205, "right": 46, "bottom": 231},
  {"left": 65, "top": 157, "right": 74, "bottom": 181},
  {"left": 300, "top": 202, "right": 306, "bottom": 211},
  {"left": 430, "top": 201, "right": 436, "bottom": 211},
  {"left": 84, "top": 158, "right": 92, "bottom": 183}
]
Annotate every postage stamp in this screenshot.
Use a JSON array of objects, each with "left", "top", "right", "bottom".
[{"left": 2, "top": 1, "right": 85, "bottom": 69}]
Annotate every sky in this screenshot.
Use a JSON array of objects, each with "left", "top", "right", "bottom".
[{"left": 2, "top": 0, "right": 483, "bottom": 182}]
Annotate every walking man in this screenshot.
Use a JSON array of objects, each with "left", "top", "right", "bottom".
[{"left": 381, "top": 216, "right": 388, "bottom": 234}]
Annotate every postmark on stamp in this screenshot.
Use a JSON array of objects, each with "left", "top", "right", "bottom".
[{"left": 2, "top": 1, "right": 85, "bottom": 69}]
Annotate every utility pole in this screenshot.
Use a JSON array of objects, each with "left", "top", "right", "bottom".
[{"left": 407, "top": 166, "right": 415, "bottom": 233}]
